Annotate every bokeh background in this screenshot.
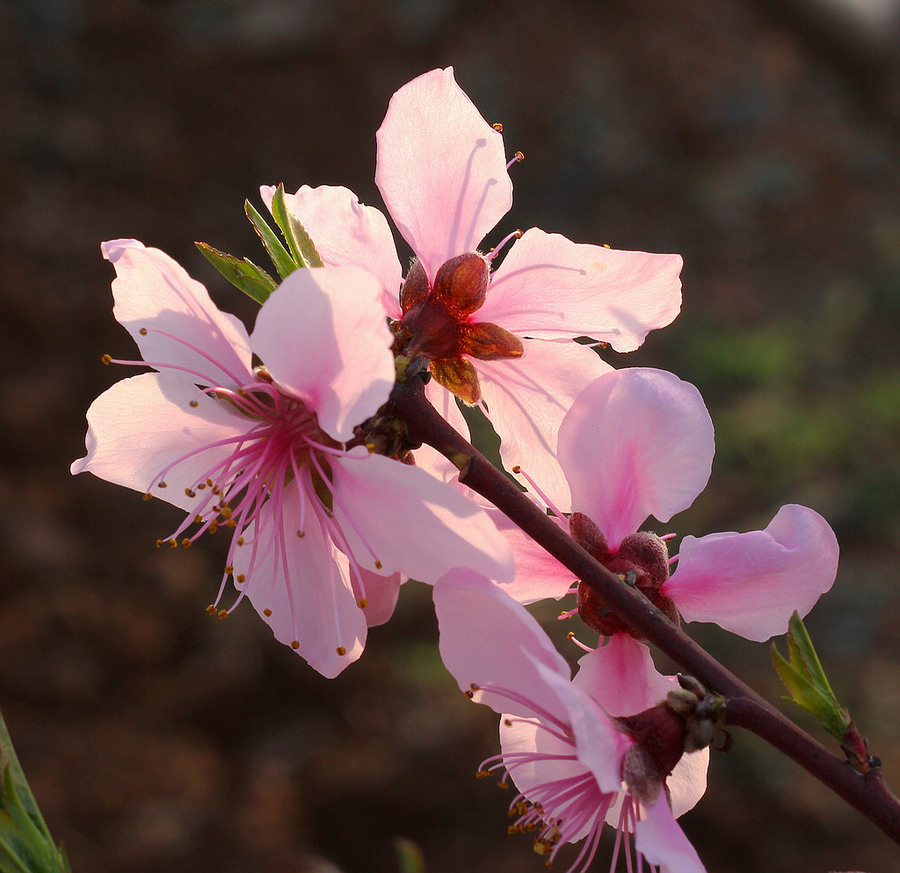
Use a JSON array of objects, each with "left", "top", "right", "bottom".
[{"left": 3, "top": 0, "right": 900, "bottom": 870}]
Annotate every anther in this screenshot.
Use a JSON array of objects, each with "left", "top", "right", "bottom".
[
  {"left": 296, "top": 530, "right": 305, "bottom": 538},
  {"left": 143, "top": 493, "right": 152, "bottom": 501},
  {"left": 291, "top": 640, "right": 300, "bottom": 650},
  {"left": 189, "top": 400, "right": 199, "bottom": 408},
  {"left": 224, "top": 564, "right": 233, "bottom": 574},
  {"left": 185, "top": 488, "right": 196, "bottom": 498},
  {"left": 157, "top": 481, "right": 167, "bottom": 488},
  {"left": 101, "top": 354, "right": 112, "bottom": 365},
  {"left": 263, "top": 608, "right": 272, "bottom": 617},
  {"left": 492, "top": 122, "right": 503, "bottom": 132},
  {"left": 169, "top": 539, "right": 177, "bottom": 549},
  {"left": 139, "top": 327, "right": 148, "bottom": 336},
  {"left": 236, "top": 574, "right": 246, "bottom": 584},
  {"left": 206, "top": 604, "right": 216, "bottom": 614},
  {"left": 374, "top": 560, "right": 383, "bottom": 570},
  {"left": 336, "top": 646, "right": 347, "bottom": 656},
  {"left": 504, "top": 718, "right": 513, "bottom": 726},
  {"left": 237, "top": 537, "right": 244, "bottom": 546},
  {"left": 156, "top": 539, "right": 164, "bottom": 548},
  {"left": 514, "top": 151, "right": 524, "bottom": 162},
  {"left": 181, "top": 538, "right": 192, "bottom": 548},
  {"left": 357, "top": 598, "right": 368, "bottom": 608},
  {"left": 217, "top": 609, "right": 227, "bottom": 620}
]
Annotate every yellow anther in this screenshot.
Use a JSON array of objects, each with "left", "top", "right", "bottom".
[
  {"left": 236, "top": 574, "right": 246, "bottom": 584},
  {"left": 224, "top": 564, "right": 234, "bottom": 574},
  {"left": 476, "top": 769, "right": 491, "bottom": 779},
  {"left": 208, "top": 523, "right": 218, "bottom": 534},
  {"left": 226, "top": 519, "right": 236, "bottom": 528},
  {"left": 504, "top": 718, "right": 512, "bottom": 726},
  {"left": 508, "top": 826, "right": 520, "bottom": 834},
  {"left": 217, "top": 609, "right": 227, "bottom": 620},
  {"left": 101, "top": 354, "right": 112, "bottom": 365},
  {"left": 492, "top": 122, "right": 503, "bottom": 132},
  {"left": 220, "top": 506, "right": 232, "bottom": 519},
  {"left": 291, "top": 640, "right": 300, "bottom": 650},
  {"left": 181, "top": 538, "right": 192, "bottom": 548},
  {"left": 169, "top": 539, "right": 177, "bottom": 549},
  {"left": 513, "top": 151, "right": 524, "bottom": 163},
  {"left": 374, "top": 560, "right": 382, "bottom": 570},
  {"left": 236, "top": 537, "right": 244, "bottom": 546},
  {"left": 357, "top": 598, "right": 368, "bottom": 608},
  {"left": 263, "top": 608, "right": 272, "bottom": 617},
  {"left": 567, "top": 631, "right": 576, "bottom": 641},
  {"left": 157, "top": 481, "right": 167, "bottom": 488},
  {"left": 336, "top": 646, "right": 347, "bottom": 656},
  {"left": 139, "top": 327, "right": 148, "bottom": 335},
  {"left": 185, "top": 488, "right": 196, "bottom": 498},
  {"left": 189, "top": 400, "right": 199, "bottom": 408},
  {"left": 603, "top": 243, "right": 611, "bottom": 249},
  {"left": 143, "top": 493, "right": 152, "bottom": 501},
  {"left": 156, "top": 539, "right": 164, "bottom": 548},
  {"left": 511, "top": 465, "right": 521, "bottom": 473},
  {"left": 194, "top": 515, "right": 204, "bottom": 524}
]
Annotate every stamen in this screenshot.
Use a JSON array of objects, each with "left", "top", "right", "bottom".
[
  {"left": 485, "top": 229, "right": 524, "bottom": 264},
  {"left": 510, "top": 465, "right": 567, "bottom": 525},
  {"left": 566, "top": 631, "right": 594, "bottom": 654},
  {"left": 506, "top": 150, "right": 524, "bottom": 170}
]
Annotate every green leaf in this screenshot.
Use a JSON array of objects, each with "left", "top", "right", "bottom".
[
  {"left": 771, "top": 612, "right": 851, "bottom": 740},
  {"left": 195, "top": 242, "right": 278, "bottom": 304},
  {"left": 244, "top": 199, "right": 297, "bottom": 280},
  {"left": 393, "top": 838, "right": 426, "bottom": 873},
  {"left": 270, "top": 184, "right": 324, "bottom": 268},
  {"left": 0, "top": 710, "right": 70, "bottom": 873}
]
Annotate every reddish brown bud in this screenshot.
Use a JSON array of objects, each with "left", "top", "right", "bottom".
[
  {"left": 400, "top": 258, "right": 430, "bottom": 313},
  {"left": 617, "top": 531, "right": 670, "bottom": 588},
  {"left": 569, "top": 512, "right": 609, "bottom": 562},
  {"left": 431, "top": 252, "right": 490, "bottom": 315},
  {"left": 461, "top": 321, "right": 524, "bottom": 361},
  {"left": 431, "top": 356, "right": 482, "bottom": 404}
]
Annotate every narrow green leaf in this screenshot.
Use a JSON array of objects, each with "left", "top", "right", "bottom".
[
  {"left": 195, "top": 242, "right": 278, "bottom": 304},
  {"left": 270, "top": 184, "right": 324, "bottom": 268},
  {"left": 771, "top": 612, "right": 851, "bottom": 740},
  {"left": 394, "top": 838, "right": 426, "bottom": 873},
  {"left": 244, "top": 199, "right": 297, "bottom": 280}
]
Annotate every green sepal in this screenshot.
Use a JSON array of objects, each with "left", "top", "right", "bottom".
[
  {"left": 393, "top": 838, "right": 426, "bottom": 873},
  {"left": 270, "top": 184, "right": 324, "bottom": 268},
  {"left": 244, "top": 199, "right": 297, "bottom": 280},
  {"left": 0, "top": 710, "right": 70, "bottom": 873},
  {"left": 771, "top": 611, "right": 850, "bottom": 740},
  {"left": 195, "top": 242, "right": 278, "bottom": 304}
]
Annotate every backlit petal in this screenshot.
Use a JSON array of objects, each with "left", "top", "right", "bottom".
[
  {"left": 330, "top": 451, "right": 514, "bottom": 584},
  {"left": 664, "top": 504, "right": 839, "bottom": 641},
  {"left": 71, "top": 373, "right": 249, "bottom": 512},
  {"left": 634, "top": 796, "right": 707, "bottom": 873},
  {"left": 233, "top": 486, "right": 365, "bottom": 678},
  {"left": 251, "top": 265, "right": 395, "bottom": 442},
  {"left": 261, "top": 184, "right": 403, "bottom": 318},
  {"left": 102, "top": 239, "right": 253, "bottom": 387},
  {"left": 483, "top": 228, "right": 682, "bottom": 351},
  {"left": 375, "top": 67, "right": 512, "bottom": 283},
  {"left": 558, "top": 369, "right": 714, "bottom": 549}
]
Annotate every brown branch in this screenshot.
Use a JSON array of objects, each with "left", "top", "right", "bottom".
[{"left": 388, "top": 373, "right": 900, "bottom": 845}]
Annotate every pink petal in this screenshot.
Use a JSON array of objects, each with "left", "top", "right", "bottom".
[
  {"left": 102, "top": 239, "right": 254, "bottom": 388},
  {"left": 557, "top": 369, "right": 714, "bottom": 549},
  {"left": 71, "top": 373, "right": 249, "bottom": 512},
  {"left": 233, "top": 486, "right": 366, "bottom": 678},
  {"left": 499, "top": 716, "right": 602, "bottom": 843},
  {"left": 260, "top": 184, "right": 403, "bottom": 319},
  {"left": 477, "top": 339, "right": 613, "bottom": 512},
  {"left": 486, "top": 504, "right": 575, "bottom": 603},
  {"left": 330, "top": 450, "right": 514, "bottom": 584},
  {"left": 574, "top": 635, "right": 673, "bottom": 716},
  {"left": 251, "top": 265, "right": 395, "bottom": 443},
  {"left": 634, "top": 796, "right": 707, "bottom": 873},
  {"left": 356, "top": 569, "right": 402, "bottom": 628},
  {"left": 483, "top": 228, "right": 683, "bottom": 352},
  {"left": 433, "top": 569, "right": 573, "bottom": 719},
  {"left": 667, "top": 747, "right": 709, "bottom": 819},
  {"left": 375, "top": 67, "right": 512, "bottom": 283},
  {"left": 664, "top": 504, "right": 839, "bottom": 641}
]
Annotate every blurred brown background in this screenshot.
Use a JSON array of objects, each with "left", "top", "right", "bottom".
[{"left": 3, "top": 0, "right": 900, "bottom": 870}]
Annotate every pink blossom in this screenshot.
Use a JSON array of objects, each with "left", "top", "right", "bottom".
[
  {"left": 434, "top": 570, "right": 708, "bottom": 873},
  {"left": 496, "top": 367, "right": 839, "bottom": 681},
  {"left": 262, "top": 66, "right": 682, "bottom": 508},
  {"left": 72, "top": 239, "right": 513, "bottom": 677}
]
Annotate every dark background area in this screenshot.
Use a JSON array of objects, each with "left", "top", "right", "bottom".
[{"left": 3, "top": 0, "right": 900, "bottom": 870}]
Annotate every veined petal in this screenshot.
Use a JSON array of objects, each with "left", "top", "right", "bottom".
[
  {"left": 433, "top": 569, "right": 573, "bottom": 720},
  {"left": 260, "top": 184, "right": 403, "bottom": 319},
  {"left": 375, "top": 67, "right": 512, "bottom": 284},
  {"left": 477, "top": 339, "right": 612, "bottom": 512},
  {"left": 574, "top": 635, "right": 673, "bottom": 716},
  {"left": 634, "top": 796, "right": 707, "bottom": 873},
  {"left": 102, "top": 239, "right": 254, "bottom": 387},
  {"left": 329, "top": 451, "right": 514, "bottom": 584},
  {"left": 483, "top": 229, "right": 682, "bottom": 351},
  {"left": 251, "top": 265, "right": 395, "bottom": 443},
  {"left": 233, "top": 486, "right": 366, "bottom": 678},
  {"left": 664, "top": 504, "right": 839, "bottom": 641},
  {"left": 557, "top": 369, "right": 714, "bottom": 550},
  {"left": 71, "top": 373, "right": 250, "bottom": 512}
]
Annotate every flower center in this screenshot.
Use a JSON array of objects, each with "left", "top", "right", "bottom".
[
  {"left": 395, "top": 252, "right": 523, "bottom": 403},
  {"left": 569, "top": 512, "right": 679, "bottom": 638}
]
